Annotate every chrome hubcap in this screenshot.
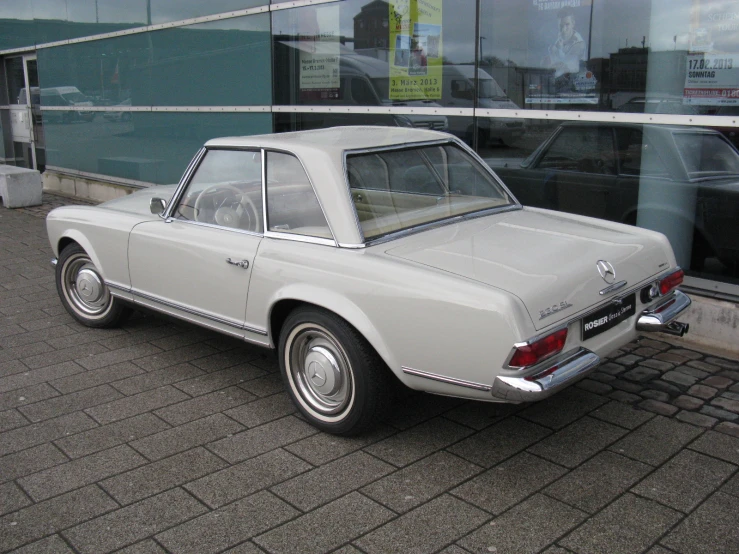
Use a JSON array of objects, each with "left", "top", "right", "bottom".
[
  {"left": 289, "top": 325, "right": 352, "bottom": 416},
  {"left": 63, "top": 255, "right": 111, "bottom": 316}
]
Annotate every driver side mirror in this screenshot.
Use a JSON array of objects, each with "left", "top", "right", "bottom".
[{"left": 150, "top": 197, "right": 167, "bottom": 215}]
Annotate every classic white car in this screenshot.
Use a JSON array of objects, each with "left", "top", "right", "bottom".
[{"left": 47, "top": 126, "right": 691, "bottom": 435}]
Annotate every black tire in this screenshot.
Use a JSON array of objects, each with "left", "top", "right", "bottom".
[
  {"left": 278, "top": 306, "right": 392, "bottom": 435},
  {"left": 56, "top": 243, "right": 132, "bottom": 328}
]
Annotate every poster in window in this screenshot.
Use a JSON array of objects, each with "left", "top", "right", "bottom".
[
  {"left": 526, "top": 0, "right": 598, "bottom": 105},
  {"left": 684, "top": 0, "right": 739, "bottom": 106},
  {"left": 299, "top": 4, "right": 340, "bottom": 101},
  {"left": 389, "top": 0, "right": 443, "bottom": 100}
]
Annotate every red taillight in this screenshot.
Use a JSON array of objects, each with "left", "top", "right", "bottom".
[
  {"left": 659, "top": 269, "right": 684, "bottom": 296},
  {"left": 508, "top": 328, "right": 568, "bottom": 368}
]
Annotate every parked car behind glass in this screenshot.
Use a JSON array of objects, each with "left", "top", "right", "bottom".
[{"left": 492, "top": 122, "right": 739, "bottom": 274}]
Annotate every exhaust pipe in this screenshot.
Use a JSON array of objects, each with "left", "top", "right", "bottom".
[
  {"left": 636, "top": 291, "right": 692, "bottom": 337},
  {"left": 662, "top": 321, "right": 689, "bottom": 337}
]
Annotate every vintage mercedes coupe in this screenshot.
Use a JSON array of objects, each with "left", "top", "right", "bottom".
[{"left": 47, "top": 126, "right": 691, "bottom": 435}]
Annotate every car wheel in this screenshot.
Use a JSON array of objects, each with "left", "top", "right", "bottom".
[
  {"left": 56, "top": 243, "right": 131, "bottom": 328},
  {"left": 279, "top": 307, "right": 392, "bottom": 435}
]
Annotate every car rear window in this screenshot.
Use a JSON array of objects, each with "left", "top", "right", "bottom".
[
  {"left": 346, "top": 143, "right": 513, "bottom": 240},
  {"left": 673, "top": 132, "right": 739, "bottom": 178}
]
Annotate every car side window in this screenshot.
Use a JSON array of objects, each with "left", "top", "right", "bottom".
[
  {"left": 539, "top": 127, "right": 617, "bottom": 175},
  {"left": 614, "top": 128, "right": 670, "bottom": 178},
  {"left": 172, "top": 149, "right": 263, "bottom": 233},
  {"left": 266, "top": 152, "right": 332, "bottom": 240}
]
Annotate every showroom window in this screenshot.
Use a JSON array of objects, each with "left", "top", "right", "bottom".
[{"left": 477, "top": 0, "right": 739, "bottom": 288}]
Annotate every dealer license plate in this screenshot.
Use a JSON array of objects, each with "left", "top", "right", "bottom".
[{"left": 582, "top": 293, "right": 636, "bottom": 340}]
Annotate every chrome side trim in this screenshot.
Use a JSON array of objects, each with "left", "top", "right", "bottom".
[
  {"left": 492, "top": 348, "right": 600, "bottom": 402},
  {"left": 105, "top": 281, "right": 132, "bottom": 293},
  {"left": 132, "top": 289, "right": 268, "bottom": 335},
  {"left": 599, "top": 280, "right": 628, "bottom": 296},
  {"left": 401, "top": 367, "right": 491, "bottom": 392}
]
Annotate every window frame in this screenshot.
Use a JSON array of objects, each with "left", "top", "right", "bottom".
[{"left": 165, "top": 146, "right": 337, "bottom": 246}]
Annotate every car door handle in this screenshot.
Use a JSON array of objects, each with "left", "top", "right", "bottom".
[{"left": 226, "top": 258, "right": 249, "bottom": 269}]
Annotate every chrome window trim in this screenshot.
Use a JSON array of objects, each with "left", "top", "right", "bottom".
[
  {"left": 401, "top": 367, "right": 491, "bottom": 392},
  {"left": 132, "top": 289, "right": 268, "bottom": 335},
  {"left": 264, "top": 148, "right": 338, "bottom": 246},
  {"left": 166, "top": 147, "right": 265, "bottom": 231},
  {"left": 362, "top": 204, "right": 521, "bottom": 248},
  {"left": 263, "top": 231, "right": 336, "bottom": 247},
  {"left": 163, "top": 147, "right": 207, "bottom": 219},
  {"left": 161, "top": 218, "right": 264, "bottom": 238}
]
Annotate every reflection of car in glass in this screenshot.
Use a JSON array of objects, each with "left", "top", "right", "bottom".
[
  {"left": 491, "top": 122, "right": 739, "bottom": 273},
  {"left": 34, "top": 87, "right": 95, "bottom": 123},
  {"left": 442, "top": 65, "right": 524, "bottom": 145},
  {"left": 103, "top": 98, "right": 132, "bottom": 122},
  {"left": 616, "top": 96, "right": 711, "bottom": 115},
  {"left": 47, "top": 127, "right": 690, "bottom": 435}
]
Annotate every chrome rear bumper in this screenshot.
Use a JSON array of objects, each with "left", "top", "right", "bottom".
[
  {"left": 635, "top": 290, "right": 691, "bottom": 337},
  {"left": 492, "top": 290, "right": 691, "bottom": 402},
  {"left": 491, "top": 347, "right": 600, "bottom": 402}
]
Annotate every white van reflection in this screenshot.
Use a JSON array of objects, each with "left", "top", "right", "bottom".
[
  {"left": 442, "top": 65, "right": 524, "bottom": 146},
  {"left": 18, "top": 86, "right": 95, "bottom": 123}
]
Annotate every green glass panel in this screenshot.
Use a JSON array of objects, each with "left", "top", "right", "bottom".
[
  {"left": 36, "top": 13, "right": 271, "bottom": 107},
  {"left": 147, "top": 14, "right": 271, "bottom": 106},
  {"left": 149, "top": 0, "right": 267, "bottom": 24},
  {"left": 0, "top": 5, "right": 36, "bottom": 50},
  {"left": 44, "top": 111, "right": 272, "bottom": 184},
  {"left": 37, "top": 32, "right": 153, "bottom": 107}
]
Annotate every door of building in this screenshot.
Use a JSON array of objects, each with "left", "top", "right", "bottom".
[{"left": 4, "top": 54, "right": 44, "bottom": 170}]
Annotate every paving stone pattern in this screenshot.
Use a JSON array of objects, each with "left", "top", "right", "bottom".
[{"left": 1, "top": 196, "right": 738, "bottom": 553}]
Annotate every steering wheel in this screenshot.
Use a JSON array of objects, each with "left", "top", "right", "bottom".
[{"left": 193, "top": 184, "right": 260, "bottom": 232}]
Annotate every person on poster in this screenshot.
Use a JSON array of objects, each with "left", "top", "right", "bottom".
[{"left": 543, "top": 7, "right": 586, "bottom": 77}]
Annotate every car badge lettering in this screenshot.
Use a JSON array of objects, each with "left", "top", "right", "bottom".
[
  {"left": 597, "top": 260, "right": 616, "bottom": 284},
  {"left": 539, "top": 301, "right": 573, "bottom": 320}
]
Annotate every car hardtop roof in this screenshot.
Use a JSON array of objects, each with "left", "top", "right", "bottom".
[{"left": 205, "top": 126, "right": 453, "bottom": 153}]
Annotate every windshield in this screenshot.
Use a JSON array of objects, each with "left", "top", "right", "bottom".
[
  {"left": 62, "top": 92, "right": 88, "bottom": 103},
  {"left": 479, "top": 78, "right": 507, "bottom": 100},
  {"left": 346, "top": 143, "right": 514, "bottom": 240},
  {"left": 673, "top": 132, "right": 739, "bottom": 178}
]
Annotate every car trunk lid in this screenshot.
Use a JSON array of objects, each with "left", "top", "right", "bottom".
[{"left": 384, "top": 208, "right": 670, "bottom": 330}]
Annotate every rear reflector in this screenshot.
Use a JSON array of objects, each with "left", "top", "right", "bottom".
[
  {"left": 508, "top": 328, "right": 568, "bottom": 368},
  {"left": 659, "top": 269, "right": 684, "bottom": 296}
]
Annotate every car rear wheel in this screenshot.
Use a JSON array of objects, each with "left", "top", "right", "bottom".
[
  {"left": 279, "top": 307, "right": 392, "bottom": 435},
  {"left": 56, "top": 243, "right": 131, "bottom": 328}
]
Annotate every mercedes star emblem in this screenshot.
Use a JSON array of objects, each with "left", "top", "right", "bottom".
[{"left": 596, "top": 260, "right": 616, "bottom": 284}]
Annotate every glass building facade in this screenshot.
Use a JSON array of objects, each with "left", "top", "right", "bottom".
[{"left": 2, "top": 0, "right": 739, "bottom": 296}]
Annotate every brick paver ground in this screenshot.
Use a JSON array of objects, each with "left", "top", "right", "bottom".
[{"left": 1, "top": 195, "right": 738, "bottom": 554}]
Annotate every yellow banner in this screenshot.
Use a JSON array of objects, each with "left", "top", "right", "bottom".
[{"left": 389, "top": 0, "right": 443, "bottom": 100}]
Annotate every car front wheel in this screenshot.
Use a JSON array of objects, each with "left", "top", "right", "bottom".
[
  {"left": 56, "top": 243, "right": 131, "bottom": 328},
  {"left": 279, "top": 307, "right": 391, "bottom": 435}
]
